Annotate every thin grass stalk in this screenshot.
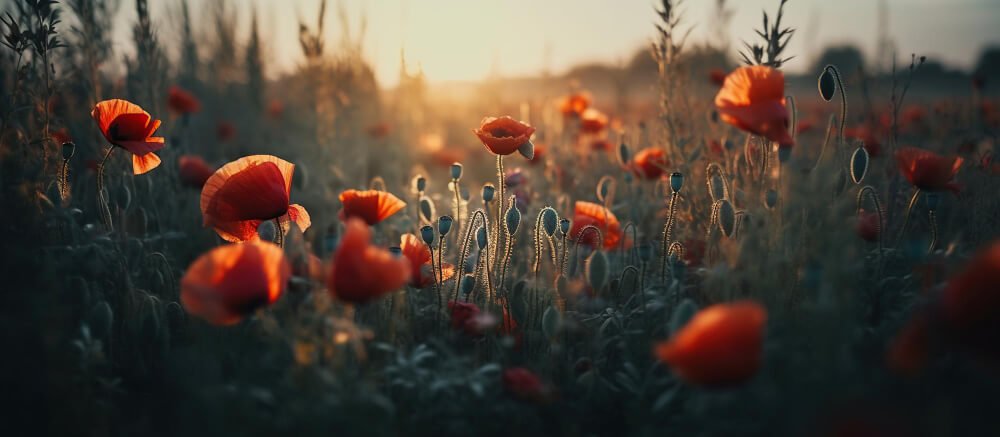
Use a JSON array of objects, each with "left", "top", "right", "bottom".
[
  {"left": 895, "top": 188, "right": 921, "bottom": 248},
  {"left": 96, "top": 146, "right": 115, "bottom": 231}
]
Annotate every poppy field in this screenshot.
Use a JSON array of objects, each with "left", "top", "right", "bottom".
[{"left": 3, "top": 0, "right": 1000, "bottom": 435}]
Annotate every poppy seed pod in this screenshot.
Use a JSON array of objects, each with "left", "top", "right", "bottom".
[
  {"left": 819, "top": 66, "right": 837, "bottom": 101},
  {"left": 461, "top": 274, "right": 476, "bottom": 296},
  {"left": 709, "top": 174, "right": 727, "bottom": 202},
  {"left": 850, "top": 145, "right": 870, "bottom": 184},
  {"left": 482, "top": 183, "right": 496, "bottom": 202},
  {"left": 62, "top": 141, "right": 76, "bottom": 160},
  {"left": 765, "top": 189, "right": 778, "bottom": 209},
  {"left": 476, "top": 226, "right": 488, "bottom": 249},
  {"left": 670, "top": 172, "right": 684, "bottom": 193},
  {"left": 505, "top": 202, "right": 521, "bottom": 234},
  {"left": 925, "top": 192, "right": 941, "bottom": 211},
  {"left": 420, "top": 225, "right": 435, "bottom": 245},
  {"left": 586, "top": 251, "right": 609, "bottom": 291},
  {"left": 617, "top": 142, "right": 631, "bottom": 166},
  {"left": 257, "top": 220, "right": 277, "bottom": 242},
  {"left": 518, "top": 140, "right": 535, "bottom": 160},
  {"left": 414, "top": 175, "right": 427, "bottom": 192},
  {"left": 438, "top": 215, "right": 454, "bottom": 236},
  {"left": 559, "top": 218, "right": 571, "bottom": 236},
  {"left": 450, "top": 162, "right": 463, "bottom": 180},
  {"left": 419, "top": 196, "right": 435, "bottom": 223},
  {"left": 541, "top": 207, "right": 558, "bottom": 237},
  {"left": 717, "top": 200, "right": 736, "bottom": 238}
]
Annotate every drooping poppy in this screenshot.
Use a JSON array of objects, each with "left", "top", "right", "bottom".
[
  {"left": 941, "top": 241, "right": 1000, "bottom": 360},
  {"left": 400, "top": 233, "right": 455, "bottom": 288},
  {"left": 569, "top": 201, "right": 623, "bottom": 250},
  {"left": 714, "top": 66, "right": 794, "bottom": 146},
  {"left": 655, "top": 301, "right": 767, "bottom": 387},
  {"left": 167, "top": 85, "right": 201, "bottom": 115},
  {"left": 200, "top": 155, "right": 311, "bottom": 242},
  {"left": 856, "top": 210, "right": 880, "bottom": 243},
  {"left": 473, "top": 116, "right": 536, "bottom": 156},
  {"left": 448, "top": 301, "right": 483, "bottom": 336},
  {"left": 178, "top": 155, "right": 216, "bottom": 189},
  {"left": 631, "top": 147, "right": 669, "bottom": 180},
  {"left": 894, "top": 147, "right": 963, "bottom": 193},
  {"left": 559, "top": 92, "right": 591, "bottom": 118},
  {"left": 339, "top": 189, "right": 407, "bottom": 225},
  {"left": 502, "top": 367, "right": 550, "bottom": 402},
  {"left": 91, "top": 99, "right": 166, "bottom": 174},
  {"left": 579, "top": 108, "right": 608, "bottom": 134},
  {"left": 180, "top": 241, "right": 290, "bottom": 326},
  {"left": 326, "top": 218, "right": 410, "bottom": 303}
]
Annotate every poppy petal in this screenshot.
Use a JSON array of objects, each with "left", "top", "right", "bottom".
[{"left": 132, "top": 152, "right": 161, "bottom": 175}]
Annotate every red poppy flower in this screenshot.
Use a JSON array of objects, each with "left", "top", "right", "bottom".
[
  {"left": 326, "top": 218, "right": 410, "bottom": 303},
  {"left": 528, "top": 143, "right": 546, "bottom": 164},
  {"left": 180, "top": 241, "right": 290, "bottom": 325},
  {"left": 267, "top": 99, "right": 284, "bottom": 119},
  {"left": 894, "top": 147, "right": 963, "bottom": 193},
  {"left": 589, "top": 138, "right": 613, "bottom": 152},
  {"left": 941, "top": 241, "right": 1000, "bottom": 359},
  {"left": 655, "top": 301, "right": 767, "bottom": 386},
  {"left": 178, "top": 155, "right": 216, "bottom": 189},
  {"left": 448, "top": 301, "right": 482, "bottom": 336},
  {"left": 631, "top": 147, "right": 669, "bottom": 180},
  {"left": 51, "top": 128, "right": 71, "bottom": 145},
  {"left": 400, "top": 233, "right": 455, "bottom": 288},
  {"left": 569, "top": 201, "right": 622, "bottom": 250},
  {"left": 579, "top": 108, "right": 608, "bottom": 134},
  {"left": 473, "top": 116, "right": 536, "bottom": 156},
  {"left": 502, "top": 367, "right": 550, "bottom": 402},
  {"left": 708, "top": 68, "right": 727, "bottom": 87},
  {"left": 796, "top": 119, "right": 815, "bottom": 134},
  {"left": 856, "top": 210, "right": 880, "bottom": 243},
  {"left": 844, "top": 125, "right": 882, "bottom": 157},
  {"left": 559, "top": 92, "right": 591, "bottom": 118},
  {"left": 366, "top": 122, "right": 391, "bottom": 139},
  {"left": 339, "top": 189, "right": 406, "bottom": 225},
  {"left": 714, "top": 66, "right": 794, "bottom": 146},
  {"left": 167, "top": 85, "right": 201, "bottom": 115},
  {"left": 886, "top": 311, "right": 930, "bottom": 376},
  {"left": 683, "top": 239, "right": 707, "bottom": 267},
  {"left": 707, "top": 139, "right": 725, "bottom": 156},
  {"left": 91, "top": 99, "right": 166, "bottom": 174},
  {"left": 200, "top": 155, "right": 311, "bottom": 242},
  {"left": 216, "top": 120, "right": 236, "bottom": 142}
]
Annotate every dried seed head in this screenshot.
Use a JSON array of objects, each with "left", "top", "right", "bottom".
[
  {"left": 450, "top": 162, "right": 463, "bottom": 180},
  {"left": 476, "top": 226, "right": 488, "bottom": 249},
  {"left": 541, "top": 207, "right": 558, "bottom": 236},
  {"left": 717, "top": 199, "right": 736, "bottom": 238},
  {"left": 765, "top": 189, "right": 778, "bottom": 209},
  {"left": 62, "top": 141, "right": 76, "bottom": 160},
  {"left": 438, "top": 215, "right": 454, "bottom": 236},
  {"left": 481, "top": 183, "right": 495, "bottom": 202},
  {"left": 419, "top": 196, "right": 435, "bottom": 223},
  {"left": 819, "top": 66, "right": 837, "bottom": 101},
  {"left": 585, "top": 250, "right": 609, "bottom": 291},
  {"left": 505, "top": 202, "right": 521, "bottom": 234},
  {"left": 420, "top": 225, "right": 435, "bottom": 245},
  {"left": 669, "top": 172, "right": 684, "bottom": 193},
  {"left": 518, "top": 140, "right": 535, "bottom": 160},
  {"left": 257, "top": 220, "right": 277, "bottom": 242},
  {"left": 460, "top": 274, "right": 476, "bottom": 296},
  {"left": 850, "top": 145, "right": 869, "bottom": 185},
  {"left": 559, "top": 218, "right": 571, "bottom": 236}
]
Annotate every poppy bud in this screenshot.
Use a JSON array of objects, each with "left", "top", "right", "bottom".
[
  {"left": 62, "top": 141, "right": 75, "bottom": 160},
  {"left": 559, "top": 218, "right": 571, "bottom": 236},
  {"left": 388, "top": 246, "right": 402, "bottom": 256},
  {"left": 717, "top": 200, "right": 736, "bottom": 238},
  {"left": 476, "top": 226, "right": 488, "bottom": 249},
  {"left": 617, "top": 142, "right": 631, "bottom": 166},
  {"left": 438, "top": 215, "right": 454, "bottom": 236},
  {"left": 709, "top": 174, "right": 727, "bottom": 202},
  {"left": 518, "top": 140, "right": 535, "bottom": 160},
  {"left": 450, "top": 162, "right": 463, "bottom": 180},
  {"left": 597, "top": 176, "right": 614, "bottom": 202},
  {"left": 819, "top": 66, "right": 837, "bottom": 101},
  {"left": 925, "top": 193, "right": 941, "bottom": 211},
  {"left": 541, "top": 207, "right": 558, "bottom": 237},
  {"left": 586, "top": 250, "right": 609, "bottom": 291},
  {"left": 482, "top": 183, "right": 496, "bottom": 202},
  {"left": 505, "top": 202, "right": 521, "bottom": 234},
  {"left": 670, "top": 172, "right": 684, "bottom": 193},
  {"left": 414, "top": 175, "right": 427, "bottom": 192},
  {"left": 461, "top": 274, "right": 476, "bottom": 296},
  {"left": 420, "top": 225, "right": 435, "bottom": 245},
  {"left": 257, "top": 220, "right": 277, "bottom": 242},
  {"left": 419, "top": 196, "right": 435, "bottom": 223},
  {"left": 764, "top": 189, "right": 778, "bottom": 209},
  {"left": 850, "top": 145, "right": 869, "bottom": 184}
]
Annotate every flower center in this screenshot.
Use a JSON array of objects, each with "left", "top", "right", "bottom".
[{"left": 490, "top": 128, "right": 514, "bottom": 138}]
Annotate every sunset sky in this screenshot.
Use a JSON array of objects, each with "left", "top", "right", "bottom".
[{"left": 112, "top": 0, "right": 1000, "bottom": 86}]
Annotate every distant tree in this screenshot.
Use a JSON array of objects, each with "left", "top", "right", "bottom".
[
  {"left": 974, "top": 46, "right": 1000, "bottom": 78},
  {"left": 812, "top": 45, "right": 866, "bottom": 77}
]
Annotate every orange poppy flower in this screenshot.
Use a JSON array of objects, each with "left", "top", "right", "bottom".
[
  {"left": 326, "top": 218, "right": 410, "bottom": 303},
  {"left": 941, "top": 241, "right": 1000, "bottom": 359},
  {"left": 655, "top": 301, "right": 767, "bottom": 386},
  {"left": 339, "top": 189, "right": 407, "bottom": 225},
  {"left": 559, "top": 92, "right": 591, "bottom": 118},
  {"left": 631, "top": 147, "right": 669, "bottom": 180},
  {"left": 400, "top": 233, "right": 455, "bottom": 288},
  {"left": 167, "top": 85, "right": 201, "bottom": 114},
  {"left": 180, "top": 241, "right": 290, "bottom": 326},
  {"left": 200, "top": 155, "right": 311, "bottom": 242},
  {"left": 473, "top": 116, "right": 536, "bottom": 156},
  {"left": 714, "top": 66, "right": 794, "bottom": 146},
  {"left": 91, "top": 99, "right": 166, "bottom": 174},
  {"left": 894, "top": 147, "right": 963, "bottom": 193},
  {"left": 178, "top": 155, "right": 215, "bottom": 189},
  {"left": 569, "top": 201, "right": 622, "bottom": 250},
  {"left": 579, "top": 108, "right": 608, "bottom": 134}
]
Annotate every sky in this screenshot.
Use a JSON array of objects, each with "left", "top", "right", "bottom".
[{"left": 110, "top": 0, "right": 1000, "bottom": 86}]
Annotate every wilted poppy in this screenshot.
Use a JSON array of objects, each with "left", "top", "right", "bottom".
[
  {"left": 631, "top": 147, "right": 669, "bottom": 180},
  {"left": 400, "top": 233, "right": 455, "bottom": 288},
  {"left": 655, "top": 301, "right": 767, "bottom": 386},
  {"left": 178, "top": 155, "right": 215, "bottom": 189},
  {"left": 559, "top": 92, "right": 591, "bottom": 118},
  {"left": 502, "top": 367, "right": 550, "bottom": 402},
  {"left": 569, "top": 201, "right": 623, "bottom": 250},
  {"left": 894, "top": 147, "right": 963, "bottom": 193},
  {"left": 856, "top": 210, "right": 880, "bottom": 243},
  {"left": 167, "top": 85, "right": 201, "bottom": 115},
  {"left": 714, "top": 66, "right": 794, "bottom": 146},
  {"left": 181, "top": 241, "right": 290, "bottom": 326},
  {"left": 579, "top": 108, "right": 608, "bottom": 134},
  {"left": 941, "top": 241, "right": 1000, "bottom": 360},
  {"left": 200, "top": 155, "right": 311, "bottom": 242},
  {"left": 339, "top": 189, "right": 406, "bottom": 225},
  {"left": 326, "top": 218, "right": 410, "bottom": 303},
  {"left": 473, "top": 116, "right": 536, "bottom": 156},
  {"left": 91, "top": 99, "right": 166, "bottom": 174}
]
